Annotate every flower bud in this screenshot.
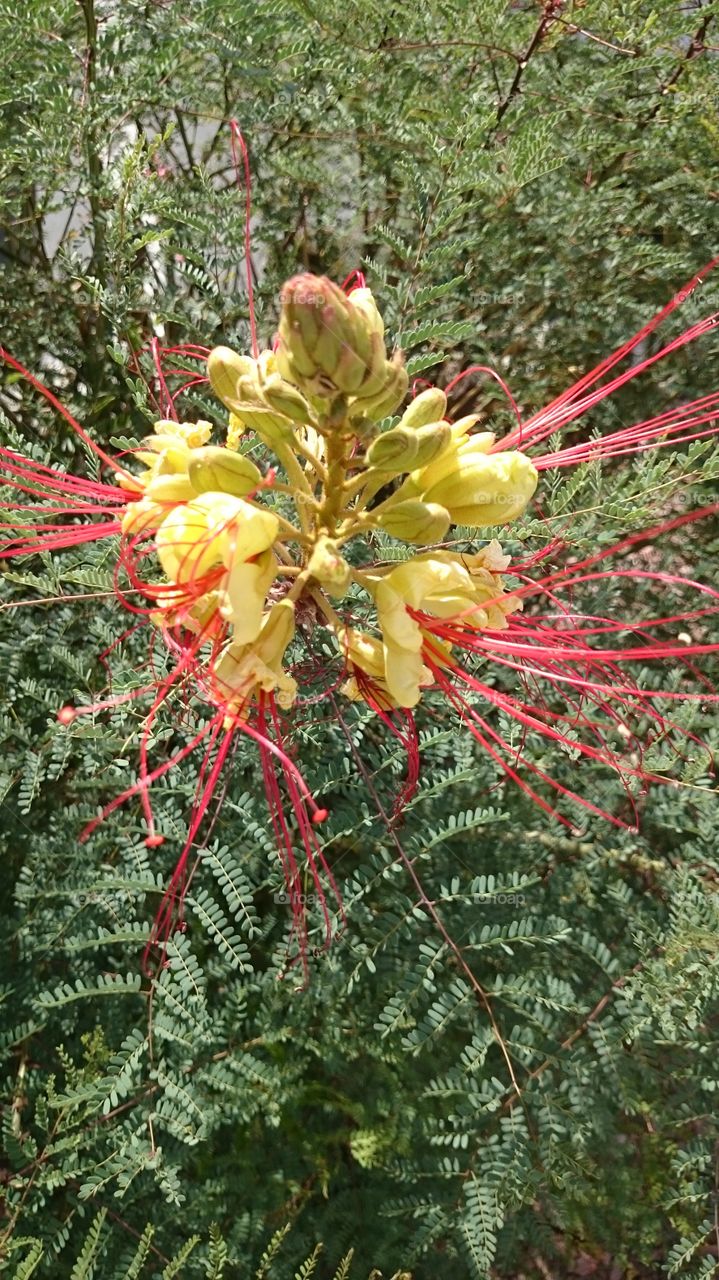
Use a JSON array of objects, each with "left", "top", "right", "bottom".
[
  {"left": 420, "top": 450, "right": 538, "bottom": 527},
  {"left": 208, "top": 347, "right": 257, "bottom": 408},
  {"left": 377, "top": 499, "right": 451, "bottom": 545},
  {"left": 260, "top": 374, "right": 312, "bottom": 423},
  {"left": 236, "top": 373, "right": 264, "bottom": 403},
  {"left": 411, "top": 422, "right": 452, "bottom": 469},
  {"left": 308, "top": 535, "right": 352, "bottom": 596},
  {"left": 347, "top": 287, "right": 384, "bottom": 339},
  {"left": 144, "top": 473, "right": 197, "bottom": 503},
  {"left": 188, "top": 446, "right": 261, "bottom": 497},
  {"left": 366, "top": 426, "right": 418, "bottom": 472},
  {"left": 399, "top": 387, "right": 447, "bottom": 430},
  {"left": 227, "top": 401, "right": 296, "bottom": 445},
  {"left": 349, "top": 354, "right": 409, "bottom": 421},
  {"left": 277, "top": 274, "right": 387, "bottom": 400}
]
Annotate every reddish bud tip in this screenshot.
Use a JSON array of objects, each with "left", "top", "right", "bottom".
[
  {"left": 312, "top": 807, "right": 329, "bottom": 825},
  {"left": 57, "top": 706, "right": 76, "bottom": 726},
  {"left": 145, "top": 834, "right": 165, "bottom": 848}
]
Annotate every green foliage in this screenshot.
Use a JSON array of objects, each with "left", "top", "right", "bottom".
[{"left": 2, "top": 1, "right": 719, "bottom": 1277}]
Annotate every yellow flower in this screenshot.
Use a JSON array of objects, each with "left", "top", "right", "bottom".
[
  {"left": 155, "top": 492, "right": 280, "bottom": 642},
  {"left": 337, "top": 627, "right": 423, "bottom": 711},
  {"left": 121, "top": 497, "right": 171, "bottom": 537},
  {"left": 370, "top": 545, "right": 519, "bottom": 707},
  {"left": 212, "top": 600, "right": 297, "bottom": 715},
  {"left": 123, "top": 419, "right": 213, "bottom": 502},
  {"left": 223, "top": 547, "right": 277, "bottom": 643},
  {"left": 136, "top": 419, "right": 212, "bottom": 473}
]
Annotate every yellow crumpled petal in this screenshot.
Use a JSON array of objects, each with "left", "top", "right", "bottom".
[
  {"left": 155, "top": 492, "right": 279, "bottom": 586},
  {"left": 370, "top": 547, "right": 519, "bottom": 707},
  {"left": 221, "top": 548, "right": 277, "bottom": 643},
  {"left": 213, "top": 600, "right": 297, "bottom": 713}
]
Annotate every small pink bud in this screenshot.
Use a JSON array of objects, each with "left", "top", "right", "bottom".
[
  {"left": 312, "top": 808, "right": 329, "bottom": 825},
  {"left": 145, "top": 834, "right": 165, "bottom": 848},
  {"left": 57, "top": 706, "right": 76, "bottom": 726}
]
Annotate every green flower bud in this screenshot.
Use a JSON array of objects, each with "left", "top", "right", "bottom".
[
  {"left": 227, "top": 401, "right": 296, "bottom": 444},
  {"left": 208, "top": 347, "right": 256, "bottom": 408},
  {"left": 277, "top": 274, "right": 387, "bottom": 400},
  {"left": 260, "top": 374, "right": 312, "bottom": 423},
  {"left": 347, "top": 287, "right": 384, "bottom": 340},
  {"left": 350, "top": 354, "right": 409, "bottom": 422},
  {"left": 411, "top": 422, "right": 452, "bottom": 469},
  {"left": 377, "top": 499, "right": 451, "bottom": 545},
  {"left": 399, "top": 387, "right": 447, "bottom": 430},
  {"left": 236, "top": 374, "right": 264, "bottom": 404},
  {"left": 366, "top": 426, "right": 418, "bottom": 472},
  {"left": 188, "top": 446, "right": 262, "bottom": 497}
]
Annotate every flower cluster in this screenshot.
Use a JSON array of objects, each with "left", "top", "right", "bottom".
[
  {"left": 2, "top": 260, "right": 719, "bottom": 974},
  {"left": 118, "top": 274, "right": 538, "bottom": 728}
]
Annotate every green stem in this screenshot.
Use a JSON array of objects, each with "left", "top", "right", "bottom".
[
  {"left": 317, "top": 428, "right": 352, "bottom": 535},
  {"left": 276, "top": 443, "right": 316, "bottom": 537}
]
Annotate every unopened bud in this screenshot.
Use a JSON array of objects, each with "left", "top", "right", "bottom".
[
  {"left": 261, "top": 374, "right": 312, "bottom": 423},
  {"left": 347, "top": 287, "right": 384, "bottom": 340},
  {"left": 400, "top": 387, "right": 447, "bottom": 430},
  {"left": 278, "top": 274, "right": 388, "bottom": 400},
  {"left": 144, "top": 473, "right": 197, "bottom": 503},
  {"left": 366, "top": 426, "right": 418, "bottom": 472},
  {"left": 227, "top": 401, "right": 296, "bottom": 445},
  {"left": 188, "top": 446, "right": 262, "bottom": 497},
  {"left": 377, "top": 499, "right": 450, "bottom": 545},
  {"left": 350, "top": 354, "right": 408, "bottom": 422},
  {"left": 208, "top": 347, "right": 256, "bottom": 408},
  {"left": 411, "top": 422, "right": 452, "bottom": 469},
  {"left": 236, "top": 374, "right": 264, "bottom": 403}
]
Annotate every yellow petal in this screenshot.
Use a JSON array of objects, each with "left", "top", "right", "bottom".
[
  {"left": 383, "top": 641, "right": 426, "bottom": 709},
  {"left": 221, "top": 550, "right": 277, "bottom": 642}
]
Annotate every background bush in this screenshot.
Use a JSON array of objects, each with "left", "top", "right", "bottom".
[{"left": 1, "top": 1, "right": 719, "bottom": 1276}]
